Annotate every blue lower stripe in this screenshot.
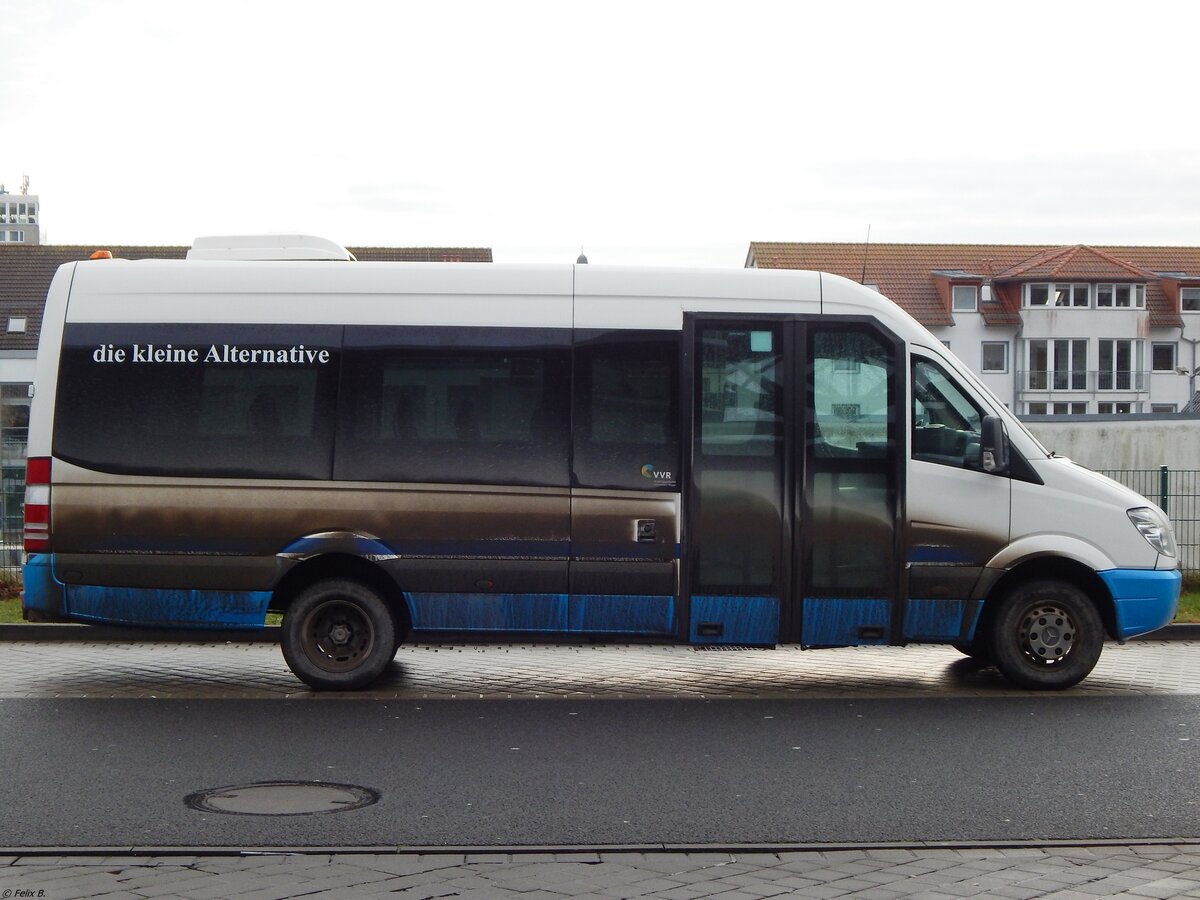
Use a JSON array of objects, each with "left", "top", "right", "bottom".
[
  {"left": 903, "top": 598, "right": 966, "bottom": 640},
  {"left": 407, "top": 592, "right": 675, "bottom": 635},
  {"left": 688, "top": 595, "right": 779, "bottom": 645},
  {"left": 64, "top": 585, "right": 271, "bottom": 629},
  {"left": 802, "top": 598, "right": 890, "bottom": 646}
]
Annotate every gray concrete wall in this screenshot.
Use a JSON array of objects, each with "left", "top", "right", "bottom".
[{"left": 1021, "top": 415, "right": 1200, "bottom": 471}]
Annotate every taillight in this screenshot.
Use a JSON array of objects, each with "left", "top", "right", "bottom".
[{"left": 24, "top": 456, "right": 51, "bottom": 552}]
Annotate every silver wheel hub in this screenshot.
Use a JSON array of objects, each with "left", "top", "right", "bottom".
[{"left": 1020, "top": 604, "right": 1075, "bottom": 664}]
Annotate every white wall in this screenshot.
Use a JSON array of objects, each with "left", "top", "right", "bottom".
[
  {"left": 0, "top": 356, "right": 36, "bottom": 385},
  {"left": 1023, "top": 417, "right": 1200, "bottom": 470}
]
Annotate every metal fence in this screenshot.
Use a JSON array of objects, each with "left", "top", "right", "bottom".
[{"left": 1099, "top": 467, "right": 1200, "bottom": 575}]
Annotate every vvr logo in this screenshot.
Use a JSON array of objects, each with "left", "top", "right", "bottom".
[{"left": 640, "top": 464, "right": 674, "bottom": 482}]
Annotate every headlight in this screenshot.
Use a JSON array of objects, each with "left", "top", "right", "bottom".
[{"left": 1128, "top": 507, "right": 1177, "bottom": 558}]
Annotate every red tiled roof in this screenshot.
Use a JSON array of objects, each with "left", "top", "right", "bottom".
[
  {"left": 992, "top": 245, "right": 1155, "bottom": 281},
  {"left": 747, "top": 242, "right": 1193, "bottom": 329},
  {"left": 0, "top": 243, "right": 493, "bottom": 353}
]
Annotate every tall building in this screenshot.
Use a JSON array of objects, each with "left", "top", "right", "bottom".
[
  {"left": 0, "top": 183, "right": 40, "bottom": 245},
  {"left": 747, "top": 242, "right": 1200, "bottom": 415}
]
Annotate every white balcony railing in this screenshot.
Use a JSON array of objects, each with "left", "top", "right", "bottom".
[{"left": 1017, "top": 370, "right": 1149, "bottom": 393}]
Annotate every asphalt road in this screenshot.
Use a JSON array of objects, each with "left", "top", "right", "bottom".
[{"left": 1, "top": 694, "right": 1198, "bottom": 849}]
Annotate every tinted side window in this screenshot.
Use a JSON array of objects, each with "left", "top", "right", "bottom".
[
  {"left": 698, "top": 327, "right": 782, "bottom": 458},
  {"left": 336, "top": 326, "right": 570, "bottom": 487},
  {"left": 911, "top": 359, "right": 984, "bottom": 469},
  {"left": 54, "top": 324, "right": 340, "bottom": 478},
  {"left": 572, "top": 330, "right": 680, "bottom": 490},
  {"left": 811, "top": 331, "right": 893, "bottom": 459}
]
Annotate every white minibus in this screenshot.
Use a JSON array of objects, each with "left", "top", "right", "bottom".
[{"left": 22, "top": 235, "right": 1182, "bottom": 690}]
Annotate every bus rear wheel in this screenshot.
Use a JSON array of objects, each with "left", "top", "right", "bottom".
[
  {"left": 988, "top": 579, "right": 1102, "bottom": 690},
  {"left": 281, "top": 579, "right": 396, "bottom": 690}
]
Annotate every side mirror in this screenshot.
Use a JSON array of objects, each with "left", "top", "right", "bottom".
[{"left": 981, "top": 415, "right": 1009, "bottom": 475}]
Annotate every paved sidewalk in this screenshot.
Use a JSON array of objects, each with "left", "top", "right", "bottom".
[
  {"left": 1, "top": 638, "right": 1198, "bottom": 700},
  {"left": 4, "top": 845, "right": 1200, "bottom": 899}
]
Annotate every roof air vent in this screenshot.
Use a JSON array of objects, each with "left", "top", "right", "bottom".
[{"left": 187, "top": 235, "right": 355, "bottom": 261}]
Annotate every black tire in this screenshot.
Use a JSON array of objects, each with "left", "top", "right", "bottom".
[
  {"left": 987, "top": 579, "right": 1103, "bottom": 690},
  {"left": 281, "top": 579, "right": 397, "bottom": 690}
]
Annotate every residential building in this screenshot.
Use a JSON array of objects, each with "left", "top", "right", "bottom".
[
  {"left": 747, "top": 242, "right": 1200, "bottom": 415},
  {"left": 0, "top": 185, "right": 40, "bottom": 245}
]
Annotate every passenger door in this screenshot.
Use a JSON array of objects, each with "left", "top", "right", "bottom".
[
  {"left": 799, "top": 324, "right": 903, "bottom": 645},
  {"left": 682, "top": 316, "right": 904, "bottom": 646}
]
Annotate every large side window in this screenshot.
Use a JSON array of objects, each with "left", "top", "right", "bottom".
[
  {"left": 911, "top": 358, "right": 984, "bottom": 470},
  {"left": 572, "top": 330, "right": 679, "bottom": 490},
  {"left": 698, "top": 327, "right": 782, "bottom": 458},
  {"left": 336, "top": 326, "right": 570, "bottom": 487},
  {"left": 54, "top": 324, "right": 340, "bottom": 479},
  {"left": 811, "top": 332, "right": 892, "bottom": 459}
]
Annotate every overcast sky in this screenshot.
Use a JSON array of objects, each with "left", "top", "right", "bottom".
[{"left": 3, "top": 0, "right": 1199, "bottom": 266}]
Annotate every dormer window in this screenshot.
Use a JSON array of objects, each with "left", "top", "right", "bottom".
[
  {"left": 952, "top": 284, "right": 978, "bottom": 312},
  {"left": 1096, "top": 283, "right": 1145, "bottom": 308},
  {"left": 1025, "top": 283, "right": 1089, "bottom": 307},
  {"left": 1183, "top": 287, "right": 1200, "bottom": 311}
]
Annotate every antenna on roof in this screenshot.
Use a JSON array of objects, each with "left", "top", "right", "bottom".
[
  {"left": 860, "top": 224, "right": 872, "bottom": 284},
  {"left": 20, "top": 174, "right": 29, "bottom": 195}
]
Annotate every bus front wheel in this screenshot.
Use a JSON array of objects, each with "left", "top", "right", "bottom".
[
  {"left": 281, "top": 579, "right": 397, "bottom": 691},
  {"left": 988, "top": 579, "right": 1103, "bottom": 690}
]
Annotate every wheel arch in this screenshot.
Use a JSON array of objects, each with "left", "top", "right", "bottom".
[
  {"left": 979, "top": 555, "right": 1117, "bottom": 641},
  {"left": 269, "top": 553, "right": 411, "bottom": 633}
]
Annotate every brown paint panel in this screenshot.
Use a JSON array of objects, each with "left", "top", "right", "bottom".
[
  {"left": 569, "top": 490, "right": 680, "bottom": 596},
  {"left": 52, "top": 480, "right": 570, "bottom": 556},
  {"left": 383, "top": 559, "right": 568, "bottom": 594},
  {"left": 51, "top": 474, "right": 570, "bottom": 588},
  {"left": 570, "top": 490, "right": 678, "bottom": 557},
  {"left": 53, "top": 553, "right": 284, "bottom": 590}
]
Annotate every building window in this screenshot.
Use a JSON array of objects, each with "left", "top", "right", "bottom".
[
  {"left": 1026, "top": 283, "right": 1089, "bottom": 308},
  {"left": 1151, "top": 404, "right": 1177, "bottom": 413},
  {"left": 1097, "top": 339, "right": 1143, "bottom": 391},
  {"left": 1098, "top": 402, "right": 1139, "bottom": 414},
  {"left": 952, "top": 285, "right": 978, "bottom": 312},
  {"left": 1096, "top": 283, "right": 1146, "bottom": 308},
  {"left": 1027, "top": 402, "right": 1088, "bottom": 415},
  {"left": 1025, "top": 339, "right": 1087, "bottom": 390},
  {"left": 0, "top": 383, "right": 31, "bottom": 550},
  {"left": 1152, "top": 343, "right": 1177, "bottom": 372},
  {"left": 1183, "top": 287, "right": 1200, "bottom": 312},
  {"left": 981, "top": 342, "right": 1009, "bottom": 373},
  {"left": 6, "top": 318, "right": 25, "bottom": 333}
]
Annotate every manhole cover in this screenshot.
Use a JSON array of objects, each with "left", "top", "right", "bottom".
[{"left": 185, "top": 781, "right": 379, "bottom": 816}]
